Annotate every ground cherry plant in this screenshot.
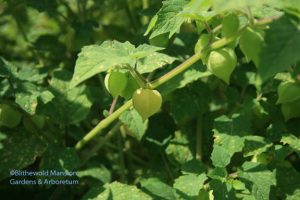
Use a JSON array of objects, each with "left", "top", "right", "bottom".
[{"left": 0, "top": 0, "right": 300, "bottom": 199}]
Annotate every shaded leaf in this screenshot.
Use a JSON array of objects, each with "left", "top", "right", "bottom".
[
  {"left": 140, "top": 177, "right": 176, "bottom": 200},
  {"left": 258, "top": 16, "right": 300, "bottom": 81},
  {"left": 0, "top": 129, "right": 46, "bottom": 180},
  {"left": 238, "top": 162, "right": 276, "bottom": 200}
]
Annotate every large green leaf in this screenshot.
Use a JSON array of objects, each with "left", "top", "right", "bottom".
[
  {"left": 258, "top": 16, "right": 300, "bottom": 81},
  {"left": 173, "top": 173, "right": 207, "bottom": 198},
  {"left": 15, "top": 81, "right": 54, "bottom": 115},
  {"left": 276, "top": 165, "right": 300, "bottom": 200},
  {"left": 77, "top": 166, "right": 111, "bottom": 184},
  {"left": 211, "top": 114, "right": 250, "bottom": 167},
  {"left": 41, "top": 70, "right": 92, "bottom": 125},
  {"left": 91, "top": 181, "right": 152, "bottom": 200},
  {"left": 0, "top": 129, "right": 46, "bottom": 180},
  {"left": 70, "top": 41, "right": 168, "bottom": 88},
  {"left": 140, "top": 177, "right": 176, "bottom": 200},
  {"left": 148, "top": 0, "right": 188, "bottom": 39},
  {"left": 243, "top": 136, "right": 272, "bottom": 157},
  {"left": 281, "top": 134, "right": 300, "bottom": 155},
  {"left": 169, "top": 81, "right": 210, "bottom": 124},
  {"left": 39, "top": 145, "right": 80, "bottom": 176},
  {"left": 210, "top": 179, "right": 235, "bottom": 200},
  {"left": 238, "top": 162, "right": 276, "bottom": 200}
]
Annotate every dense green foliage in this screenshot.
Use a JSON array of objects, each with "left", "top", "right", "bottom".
[{"left": 1, "top": 0, "right": 300, "bottom": 199}]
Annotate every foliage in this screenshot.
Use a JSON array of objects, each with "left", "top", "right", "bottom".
[{"left": 0, "top": 0, "right": 300, "bottom": 199}]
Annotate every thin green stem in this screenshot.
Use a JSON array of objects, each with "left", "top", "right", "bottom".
[
  {"left": 149, "top": 52, "right": 203, "bottom": 88},
  {"left": 196, "top": 115, "right": 203, "bottom": 160},
  {"left": 75, "top": 100, "right": 132, "bottom": 149},
  {"left": 125, "top": 0, "right": 139, "bottom": 32},
  {"left": 142, "top": 0, "right": 150, "bottom": 24},
  {"left": 80, "top": 122, "right": 122, "bottom": 165},
  {"left": 106, "top": 143, "right": 147, "bottom": 166},
  {"left": 127, "top": 65, "right": 147, "bottom": 88},
  {"left": 161, "top": 151, "right": 174, "bottom": 180}
]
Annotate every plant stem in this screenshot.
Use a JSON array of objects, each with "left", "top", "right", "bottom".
[
  {"left": 125, "top": 0, "right": 139, "bottom": 32},
  {"left": 127, "top": 65, "right": 147, "bottom": 88},
  {"left": 75, "top": 100, "right": 132, "bottom": 149},
  {"left": 161, "top": 151, "right": 174, "bottom": 180},
  {"left": 196, "top": 115, "right": 203, "bottom": 160},
  {"left": 109, "top": 96, "right": 119, "bottom": 115},
  {"left": 149, "top": 52, "right": 203, "bottom": 88},
  {"left": 80, "top": 122, "right": 122, "bottom": 165},
  {"left": 142, "top": 0, "right": 150, "bottom": 24}
]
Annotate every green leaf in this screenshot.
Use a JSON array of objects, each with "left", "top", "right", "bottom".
[
  {"left": 238, "top": 162, "right": 276, "bottom": 200},
  {"left": 181, "top": 159, "right": 206, "bottom": 175},
  {"left": 239, "top": 27, "right": 265, "bottom": 67},
  {"left": 77, "top": 166, "right": 111, "bottom": 183},
  {"left": 136, "top": 52, "right": 176, "bottom": 74},
  {"left": 132, "top": 44, "right": 164, "bottom": 59},
  {"left": 281, "top": 99, "right": 300, "bottom": 121},
  {"left": 159, "top": 64, "right": 211, "bottom": 95},
  {"left": 211, "top": 144, "right": 231, "bottom": 167},
  {"left": 277, "top": 81, "right": 300, "bottom": 104},
  {"left": 42, "top": 70, "right": 92, "bottom": 124},
  {"left": 166, "top": 131, "right": 193, "bottom": 164},
  {"left": 94, "top": 181, "right": 152, "bottom": 200},
  {"left": 15, "top": 83, "right": 40, "bottom": 114},
  {"left": 40, "top": 145, "right": 80, "bottom": 175},
  {"left": 70, "top": 41, "right": 168, "bottom": 88},
  {"left": 173, "top": 173, "right": 207, "bottom": 198},
  {"left": 273, "top": 0, "right": 300, "bottom": 17},
  {"left": 0, "top": 57, "right": 14, "bottom": 78},
  {"left": 208, "top": 167, "right": 228, "bottom": 181},
  {"left": 211, "top": 114, "right": 250, "bottom": 167},
  {"left": 15, "top": 66, "right": 47, "bottom": 82},
  {"left": 210, "top": 179, "right": 235, "bottom": 200},
  {"left": 276, "top": 165, "right": 300, "bottom": 200},
  {"left": 281, "top": 134, "right": 300, "bottom": 155},
  {"left": 0, "top": 129, "right": 46, "bottom": 180},
  {"left": 140, "top": 177, "right": 176, "bottom": 200},
  {"left": 149, "top": 0, "right": 188, "bottom": 39},
  {"left": 169, "top": 81, "right": 210, "bottom": 124},
  {"left": 243, "top": 136, "right": 273, "bottom": 157},
  {"left": 180, "top": 0, "right": 215, "bottom": 21},
  {"left": 258, "top": 16, "right": 300, "bottom": 81},
  {"left": 119, "top": 110, "right": 148, "bottom": 141},
  {"left": 213, "top": 114, "right": 251, "bottom": 138},
  {"left": 14, "top": 81, "right": 53, "bottom": 115}
]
